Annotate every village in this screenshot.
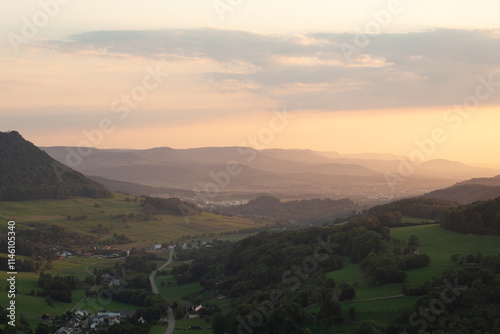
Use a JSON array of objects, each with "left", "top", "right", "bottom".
[{"left": 50, "top": 304, "right": 207, "bottom": 333}]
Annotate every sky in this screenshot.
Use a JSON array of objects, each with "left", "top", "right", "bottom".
[{"left": 1, "top": 0, "right": 500, "bottom": 164}]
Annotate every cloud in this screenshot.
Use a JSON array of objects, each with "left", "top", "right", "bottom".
[{"left": 40, "top": 28, "right": 500, "bottom": 110}]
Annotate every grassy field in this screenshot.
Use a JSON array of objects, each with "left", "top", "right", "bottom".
[
  {"left": 0, "top": 255, "right": 138, "bottom": 329},
  {"left": 391, "top": 223, "right": 500, "bottom": 264},
  {"left": 318, "top": 223, "right": 500, "bottom": 331},
  {"left": 149, "top": 325, "right": 168, "bottom": 334},
  {"left": 0, "top": 194, "right": 266, "bottom": 247},
  {"left": 173, "top": 318, "right": 212, "bottom": 333},
  {"left": 4, "top": 210, "right": 500, "bottom": 333},
  {"left": 155, "top": 274, "right": 203, "bottom": 304},
  {"left": 52, "top": 256, "right": 125, "bottom": 276},
  {"left": 76, "top": 297, "right": 139, "bottom": 314},
  {"left": 0, "top": 284, "right": 86, "bottom": 328}
]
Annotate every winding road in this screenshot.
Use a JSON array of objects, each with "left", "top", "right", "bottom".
[
  {"left": 71, "top": 257, "right": 122, "bottom": 312},
  {"left": 149, "top": 248, "right": 175, "bottom": 334}
]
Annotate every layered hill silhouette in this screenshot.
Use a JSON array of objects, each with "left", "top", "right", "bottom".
[
  {"left": 41, "top": 145, "right": 499, "bottom": 203},
  {"left": 0, "top": 131, "right": 111, "bottom": 201},
  {"left": 423, "top": 175, "right": 500, "bottom": 204}
]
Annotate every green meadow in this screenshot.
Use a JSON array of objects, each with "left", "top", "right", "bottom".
[
  {"left": 3, "top": 210, "right": 500, "bottom": 333},
  {"left": 0, "top": 194, "right": 265, "bottom": 248},
  {"left": 318, "top": 222, "right": 500, "bottom": 332},
  {"left": 0, "top": 193, "right": 265, "bottom": 330},
  {"left": 155, "top": 274, "right": 203, "bottom": 304},
  {"left": 76, "top": 297, "right": 139, "bottom": 314},
  {"left": 0, "top": 255, "right": 136, "bottom": 328},
  {"left": 149, "top": 325, "right": 168, "bottom": 334},
  {"left": 173, "top": 318, "right": 212, "bottom": 333},
  {"left": 391, "top": 223, "right": 500, "bottom": 263}
]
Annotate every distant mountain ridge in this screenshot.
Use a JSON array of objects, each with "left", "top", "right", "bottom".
[
  {"left": 88, "top": 175, "right": 196, "bottom": 198},
  {"left": 423, "top": 175, "right": 500, "bottom": 204},
  {"left": 41, "top": 145, "right": 499, "bottom": 204},
  {"left": 0, "top": 131, "right": 111, "bottom": 201}
]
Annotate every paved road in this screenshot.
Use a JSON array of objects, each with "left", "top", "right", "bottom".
[
  {"left": 73, "top": 258, "right": 123, "bottom": 312},
  {"left": 149, "top": 249, "right": 174, "bottom": 294},
  {"left": 149, "top": 249, "right": 175, "bottom": 334},
  {"left": 85, "top": 264, "right": 96, "bottom": 277},
  {"left": 165, "top": 307, "right": 175, "bottom": 334},
  {"left": 71, "top": 293, "right": 90, "bottom": 312}
]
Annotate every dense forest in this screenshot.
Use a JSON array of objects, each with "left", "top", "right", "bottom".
[
  {"left": 441, "top": 196, "right": 500, "bottom": 234},
  {"left": 170, "top": 219, "right": 430, "bottom": 333},
  {"left": 368, "top": 197, "right": 459, "bottom": 219},
  {"left": 0, "top": 131, "right": 112, "bottom": 201},
  {"left": 38, "top": 273, "right": 80, "bottom": 303},
  {"left": 222, "top": 195, "right": 360, "bottom": 223},
  {"left": 392, "top": 255, "right": 500, "bottom": 333},
  {"left": 17, "top": 225, "right": 100, "bottom": 248}
]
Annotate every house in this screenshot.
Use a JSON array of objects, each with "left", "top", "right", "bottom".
[
  {"left": 138, "top": 316, "right": 145, "bottom": 324},
  {"left": 40, "top": 313, "right": 51, "bottom": 320},
  {"left": 74, "top": 310, "right": 88, "bottom": 320},
  {"left": 58, "top": 251, "right": 73, "bottom": 257},
  {"left": 120, "top": 310, "right": 135, "bottom": 318},
  {"left": 55, "top": 328, "right": 71, "bottom": 334},
  {"left": 186, "top": 304, "right": 203, "bottom": 319},
  {"left": 97, "top": 310, "right": 108, "bottom": 317},
  {"left": 90, "top": 317, "right": 105, "bottom": 330},
  {"left": 101, "top": 273, "right": 116, "bottom": 284},
  {"left": 188, "top": 311, "right": 200, "bottom": 319}
]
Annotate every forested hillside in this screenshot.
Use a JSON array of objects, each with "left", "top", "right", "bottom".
[
  {"left": 369, "top": 197, "right": 459, "bottom": 219},
  {"left": 399, "top": 255, "right": 500, "bottom": 333},
  {"left": 424, "top": 184, "right": 500, "bottom": 204},
  {"left": 0, "top": 131, "right": 111, "bottom": 201},
  {"left": 441, "top": 196, "right": 500, "bottom": 234},
  {"left": 222, "top": 195, "right": 360, "bottom": 223},
  {"left": 174, "top": 219, "right": 431, "bottom": 333}
]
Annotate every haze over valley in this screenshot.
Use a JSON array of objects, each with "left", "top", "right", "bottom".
[
  {"left": 2, "top": 1, "right": 500, "bottom": 333},
  {"left": 42, "top": 145, "right": 500, "bottom": 206}
]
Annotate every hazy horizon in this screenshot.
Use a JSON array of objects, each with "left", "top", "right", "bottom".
[{"left": 2, "top": 1, "right": 500, "bottom": 164}]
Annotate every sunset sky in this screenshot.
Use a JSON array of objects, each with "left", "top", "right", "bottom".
[{"left": 1, "top": 1, "right": 500, "bottom": 164}]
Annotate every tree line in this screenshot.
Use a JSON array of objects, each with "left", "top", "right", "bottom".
[
  {"left": 0, "top": 131, "right": 112, "bottom": 201},
  {"left": 221, "top": 195, "right": 360, "bottom": 223},
  {"left": 441, "top": 196, "right": 500, "bottom": 234}
]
